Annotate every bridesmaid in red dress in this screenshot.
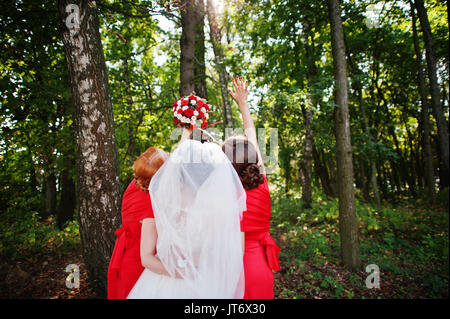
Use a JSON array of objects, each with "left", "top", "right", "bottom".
[
  {"left": 224, "top": 76, "right": 281, "bottom": 299},
  {"left": 107, "top": 146, "right": 168, "bottom": 299}
]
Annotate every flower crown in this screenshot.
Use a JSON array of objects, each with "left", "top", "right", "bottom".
[{"left": 172, "top": 94, "right": 210, "bottom": 129}]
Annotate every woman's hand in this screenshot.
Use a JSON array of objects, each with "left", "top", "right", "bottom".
[{"left": 228, "top": 75, "right": 248, "bottom": 106}]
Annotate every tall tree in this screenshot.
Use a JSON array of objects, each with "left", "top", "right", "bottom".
[
  {"left": 58, "top": 0, "right": 122, "bottom": 297},
  {"left": 194, "top": 0, "right": 208, "bottom": 99},
  {"left": 415, "top": 0, "right": 449, "bottom": 185},
  {"left": 300, "top": 15, "right": 317, "bottom": 209},
  {"left": 207, "top": 0, "right": 233, "bottom": 127},
  {"left": 410, "top": 0, "right": 435, "bottom": 204},
  {"left": 327, "top": 0, "right": 361, "bottom": 271},
  {"left": 180, "top": 0, "right": 196, "bottom": 96}
]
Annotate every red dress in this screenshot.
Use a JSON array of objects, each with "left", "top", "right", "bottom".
[
  {"left": 241, "top": 175, "right": 281, "bottom": 299},
  {"left": 107, "top": 179, "right": 154, "bottom": 299}
]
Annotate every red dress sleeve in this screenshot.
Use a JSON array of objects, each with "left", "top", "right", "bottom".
[
  {"left": 122, "top": 180, "right": 154, "bottom": 222},
  {"left": 134, "top": 189, "right": 154, "bottom": 221}
]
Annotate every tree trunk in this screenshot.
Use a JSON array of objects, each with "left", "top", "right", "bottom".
[
  {"left": 358, "top": 155, "right": 371, "bottom": 202},
  {"left": 57, "top": 154, "right": 76, "bottom": 229},
  {"left": 300, "top": 19, "right": 316, "bottom": 209},
  {"left": 358, "top": 86, "right": 381, "bottom": 207},
  {"left": 313, "top": 145, "right": 337, "bottom": 198},
  {"left": 206, "top": 0, "right": 233, "bottom": 127},
  {"left": 345, "top": 37, "right": 381, "bottom": 206},
  {"left": 301, "top": 104, "right": 314, "bottom": 208},
  {"left": 415, "top": 0, "right": 450, "bottom": 182},
  {"left": 180, "top": 0, "right": 196, "bottom": 96},
  {"left": 327, "top": 0, "right": 361, "bottom": 271},
  {"left": 278, "top": 135, "right": 291, "bottom": 196},
  {"left": 58, "top": 0, "right": 122, "bottom": 297},
  {"left": 45, "top": 172, "right": 57, "bottom": 218},
  {"left": 410, "top": 1, "right": 436, "bottom": 203},
  {"left": 194, "top": 0, "right": 208, "bottom": 99}
]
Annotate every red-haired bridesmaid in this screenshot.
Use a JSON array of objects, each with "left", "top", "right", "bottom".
[
  {"left": 224, "top": 76, "right": 281, "bottom": 299},
  {"left": 107, "top": 147, "right": 169, "bottom": 299}
]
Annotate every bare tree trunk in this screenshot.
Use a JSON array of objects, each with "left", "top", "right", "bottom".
[
  {"left": 358, "top": 86, "right": 381, "bottom": 207},
  {"left": 45, "top": 171, "right": 57, "bottom": 218},
  {"left": 301, "top": 104, "right": 314, "bottom": 208},
  {"left": 358, "top": 155, "right": 371, "bottom": 202},
  {"left": 415, "top": 0, "right": 450, "bottom": 182},
  {"left": 194, "top": 0, "right": 208, "bottom": 99},
  {"left": 345, "top": 35, "right": 381, "bottom": 206},
  {"left": 206, "top": 0, "right": 233, "bottom": 127},
  {"left": 57, "top": 153, "right": 76, "bottom": 229},
  {"left": 300, "top": 18, "right": 316, "bottom": 209},
  {"left": 327, "top": 0, "right": 361, "bottom": 271},
  {"left": 410, "top": 0, "right": 435, "bottom": 203},
  {"left": 313, "top": 145, "right": 337, "bottom": 198},
  {"left": 58, "top": 0, "right": 122, "bottom": 297},
  {"left": 180, "top": 0, "right": 196, "bottom": 96}
]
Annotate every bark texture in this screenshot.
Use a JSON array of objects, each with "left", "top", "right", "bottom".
[
  {"left": 58, "top": 0, "right": 122, "bottom": 297},
  {"left": 327, "top": 0, "right": 361, "bottom": 271}
]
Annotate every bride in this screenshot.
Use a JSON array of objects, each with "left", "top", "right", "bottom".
[{"left": 127, "top": 127, "right": 246, "bottom": 299}]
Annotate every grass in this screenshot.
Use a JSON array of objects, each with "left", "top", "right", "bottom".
[
  {"left": 270, "top": 188, "right": 449, "bottom": 299},
  {"left": 0, "top": 186, "right": 448, "bottom": 299}
]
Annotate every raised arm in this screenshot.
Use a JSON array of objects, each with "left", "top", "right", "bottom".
[{"left": 229, "top": 76, "right": 266, "bottom": 175}]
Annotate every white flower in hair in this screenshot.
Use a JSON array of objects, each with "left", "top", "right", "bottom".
[
  {"left": 176, "top": 105, "right": 181, "bottom": 111},
  {"left": 191, "top": 116, "right": 197, "bottom": 121},
  {"left": 177, "top": 113, "right": 182, "bottom": 120},
  {"left": 190, "top": 100, "right": 197, "bottom": 105},
  {"left": 205, "top": 113, "right": 209, "bottom": 119},
  {"left": 182, "top": 106, "right": 188, "bottom": 111},
  {"left": 177, "top": 100, "right": 181, "bottom": 106},
  {"left": 193, "top": 110, "right": 199, "bottom": 116},
  {"left": 200, "top": 107, "right": 206, "bottom": 113}
]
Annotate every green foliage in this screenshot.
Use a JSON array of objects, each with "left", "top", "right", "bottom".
[
  {"left": 0, "top": 210, "right": 80, "bottom": 261},
  {"left": 271, "top": 185, "right": 449, "bottom": 298}
]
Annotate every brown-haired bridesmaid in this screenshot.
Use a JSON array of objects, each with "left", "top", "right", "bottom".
[{"left": 223, "top": 76, "right": 281, "bottom": 299}]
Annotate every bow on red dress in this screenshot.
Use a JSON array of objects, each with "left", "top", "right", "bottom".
[
  {"left": 108, "top": 225, "right": 133, "bottom": 278},
  {"left": 261, "top": 232, "right": 281, "bottom": 271}
]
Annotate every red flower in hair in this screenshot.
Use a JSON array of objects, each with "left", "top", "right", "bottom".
[
  {"left": 198, "top": 111, "right": 204, "bottom": 118},
  {"left": 174, "top": 119, "right": 179, "bottom": 125},
  {"left": 184, "top": 108, "right": 194, "bottom": 117},
  {"left": 197, "top": 100, "right": 204, "bottom": 108},
  {"left": 177, "top": 108, "right": 183, "bottom": 114},
  {"left": 181, "top": 99, "right": 189, "bottom": 106},
  {"left": 188, "top": 95, "right": 197, "bottom": 101}
]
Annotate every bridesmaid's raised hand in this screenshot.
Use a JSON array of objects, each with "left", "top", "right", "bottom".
[{"left": 228, "top": 75, "right": 248, "bottom": 106}]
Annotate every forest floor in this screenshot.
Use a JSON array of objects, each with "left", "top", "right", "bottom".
[
  {"left": 0, "top": 191, "right": 448, "bottom": 299},
  {"left": 0, "top": 248, "right": 96, "bottom": 299}
]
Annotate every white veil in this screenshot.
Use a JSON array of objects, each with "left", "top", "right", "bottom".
[{"left": 149, "top": 139, "right": 246, "bottom": 298}]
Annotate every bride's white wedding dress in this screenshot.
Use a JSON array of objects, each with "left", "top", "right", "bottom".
[{"left": 127, "top": 140, "right": 246, "bottom": 299}]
